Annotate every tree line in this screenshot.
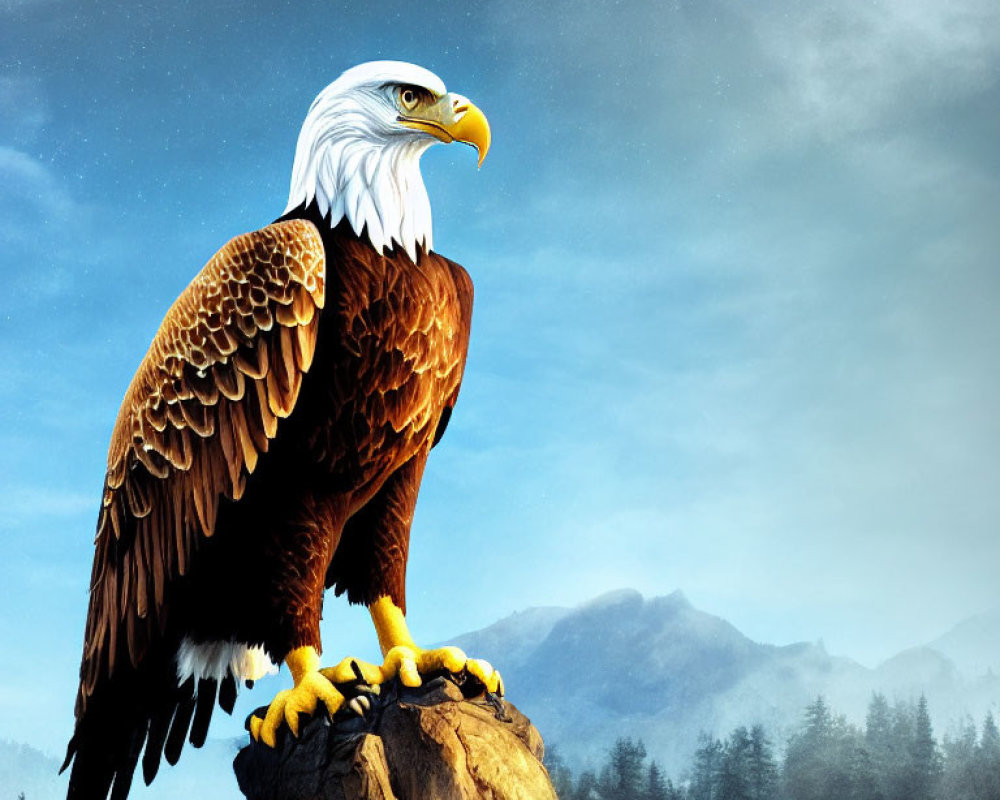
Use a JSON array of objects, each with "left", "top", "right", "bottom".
[{"left": 545, "top": 694, "right": 1000, "bottom": 800}]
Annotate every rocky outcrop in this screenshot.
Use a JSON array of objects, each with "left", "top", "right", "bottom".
[{"left": 233, "top": 673, "right": 556, "bottom": 800}]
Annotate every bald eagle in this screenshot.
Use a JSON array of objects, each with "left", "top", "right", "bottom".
[{"left": 63, "top": 61, "right": 499, "bottom": 800}]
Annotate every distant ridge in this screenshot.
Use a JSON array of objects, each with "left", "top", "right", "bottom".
[
  {"left": 449, "top": 589, "right": 1000, "bottom": 773},
  {"left": 0, "top": 739, "right": 62, "bottom": 799},
  {"left": 927, "top": 607, "right": 1000, "bottom": 677}
]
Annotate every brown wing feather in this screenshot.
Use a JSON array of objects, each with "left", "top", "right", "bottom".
[
  {"left": 77, "top": 219, "right": 325, "bottom": 712},
  {"left": 430, "top": 258, "right": 473, "bottom": 445}
]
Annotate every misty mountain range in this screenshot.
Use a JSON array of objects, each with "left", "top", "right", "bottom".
[
  {"left": 449, "top": 589, "right": 1000, "bottom": 774},
  {"left": 10, "top": 589, "right": 1000, "bottom": 797}
]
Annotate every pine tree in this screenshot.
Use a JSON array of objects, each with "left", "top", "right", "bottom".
[
  {"left": 941, "top": 717, "right": 978, "bottom": 800},
  {"left": 805, "top": 696, "right": 834, "bottom": 741},
  {"left": 718, "top": 726, "right": 752, "bottom": 800},
  {"left": 690, "top": 733, "right": 723, "bottom": 800},
  {"left": 645, "top": 761, "right": 670, "bottom": 800},
  {"left": 885, "top": 700, "right": 917, "bottom": 800},
  {"left": 982, "top": 712, "right": 1000, "bottom": 755},
  {"left": 664, "top": 778, "right": 685, "bottom": 800},
  {"left": 863, "top": 693, "right": 893, "bottom": 800},
  {"left": 784, "top": 696, "right": 860, "bottom": 800},
  {"left": 545, "top": 744, "right": 575, "bottom": 799},
  {"left": 866, "top": 694, "right": 892, "bottom": 765},
  {"left": 906, "top": 696, "right": 941, "bottom": 800},
  {"left": 847, "top": 741, "right": 883, "bottom": 800},
  {"left": 747, "top": 724, "right": 779, "bottom": 800},
  {"left": 976, "top": 712, "right": 1000, "bottom": 800},
  {"left": 784, "top": 696, "right": 831, "bottom": 800},
  {"left": 597, "top": 738, "right": 648, "bottom": 800},
  {"left": 573, "top": 769, "right": 600, "bottom": 800}
]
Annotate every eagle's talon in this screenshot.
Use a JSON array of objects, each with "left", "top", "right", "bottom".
[
  {"left": 249, "top": 714, "right": 264, "bottom": 742},
  {"left": 484, "top": 691, "right": 508, "bottom": 720},
  {"left": 254, "top": 670, "right": 344, "bottom": 748},
  {"left": 459, "top": 657, "right": 502, "bottom": 696},
  {"left": 348, "top": 695, "right": 371, "bottom": 716}
]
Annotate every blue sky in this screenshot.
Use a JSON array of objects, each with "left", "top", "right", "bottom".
[{"left": 1, "top": 0, "right": 999, "bottom": 762}]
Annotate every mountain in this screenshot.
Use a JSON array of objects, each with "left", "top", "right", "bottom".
[
  {"left": 0, "top": 739, "right": 63, "bottom": 799},
  {"left": 449, "top": 589, "right": 1000, "bottom": 774},
  {"left": 926, "top": 607, "right": 1000, "bottom": 678},
  {"left": 447, "top": 603, "right": 571, "bottom": 674}
]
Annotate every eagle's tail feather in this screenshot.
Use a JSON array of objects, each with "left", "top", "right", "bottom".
[
  {"left": 64, "top": 745, "right": 115, "bottom": 800},
  {"left": 65, "top": 658, "right": 187, "bottom": 799},
  {"left": 190, "top": 677, "right": 218, "bottom": 748},
  {"left": 63, "top": 694, "right": 142, "bottom": 800},
  {"left": 141, "top": 704, "right": 173, "bottom": 785},
  {"left": 65, "top": 662, "right": 234, "bottom": 797},
  {"left": 163, "top": 678, "right": 196, "bottom": 766},
  {"left": 109, "top": 728, "right": 144, "bottom": 800}
]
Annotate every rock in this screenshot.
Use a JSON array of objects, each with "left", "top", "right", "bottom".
[{"left": 233, "top": 673, "right": 557, "bottom": 800}]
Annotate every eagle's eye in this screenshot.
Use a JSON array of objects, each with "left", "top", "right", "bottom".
[{"left": 399, "top": 87, "right": 421, "bottom": 112}]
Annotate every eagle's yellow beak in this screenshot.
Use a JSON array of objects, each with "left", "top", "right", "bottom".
[{"left": 397, "top": 93, "right": 491, "bottom": 167}]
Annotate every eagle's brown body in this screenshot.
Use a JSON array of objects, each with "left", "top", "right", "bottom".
[{"left": 66, "top": 207, "right": 473, "bottom": 797}]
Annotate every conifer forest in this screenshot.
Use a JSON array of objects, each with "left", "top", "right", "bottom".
[{"left": 546, "top": 695, "right": 1000, "bottom": 800}]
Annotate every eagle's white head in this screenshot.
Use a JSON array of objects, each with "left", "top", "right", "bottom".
[{"left": 284, "top": 61, "right": 490, "bottom": 262}]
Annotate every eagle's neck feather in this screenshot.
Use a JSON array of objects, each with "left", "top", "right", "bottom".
[{"left": 284, "top": 110, "right": 435, "bottom": 262}]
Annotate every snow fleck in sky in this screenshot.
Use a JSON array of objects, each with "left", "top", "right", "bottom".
[{"left": 1, "top": 0, "right": 999, "bottom": 760}]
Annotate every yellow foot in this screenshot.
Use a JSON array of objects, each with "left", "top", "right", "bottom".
[
  {"left": 319, "top": 656, "right": 384, "bottom": 686},
  {"left": 368, "top": 596, "right": 503, "bottom": 695},
  {"left": 381, "top": 644, "right": 504, "bottom": 695},
  {"left": 249, "top": 646, "right": 345, "bottom": 748}
]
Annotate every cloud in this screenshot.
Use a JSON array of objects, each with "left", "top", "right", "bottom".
[
  {"left": 0, "top": 76, "right": 48, "bottom": 142},
  {"left": 0, "top": 77, "right": 90, "bottom": 251},
  {"left": 0, "top": 145, "right": 84, "bottom": 268},
  {"left": 0, "top": 145, "right": 101, "bottom": 321},
  {"left": 742, "top": 0, "right": 1000, "bottom": 144},
  {"left": 0, "top": 146, "right": 75, "bottom": 218},
  {"left": 0, "top": 485, "right": 95, "bottom": 526}
]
